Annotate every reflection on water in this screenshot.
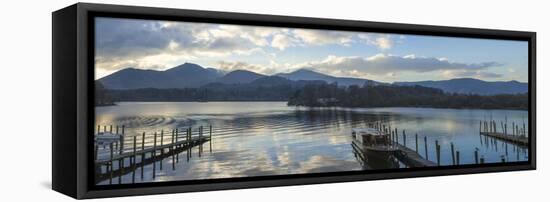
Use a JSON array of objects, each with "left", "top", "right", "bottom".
[{"left": 95, "top": 102, "right": 529, "bottom": 184}]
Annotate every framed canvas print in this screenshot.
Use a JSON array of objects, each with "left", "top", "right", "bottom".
[{"left": 52, "top": 3, "right": 536, "bottom": 199}]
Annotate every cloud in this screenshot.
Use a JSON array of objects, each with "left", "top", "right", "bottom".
[
  {"left": 95, "top": 17, "right": 402, "bottom": 78},
  {"left": 294, "top": 54, "right": 502, "bottom": 79},
  {"left": 358, "top": 34, "right": 394, "bottom": 50},
  {"left": 216, "top": 61, "right": 276, "bottom": 75},
  {"left": 292, "top": 29, "right": 353, "bottom": 46},
  {"left": 271, "top": 34, "right": 296, "bottom": 50},
  {"left": 442, "top": 70, "right": 502, "bottom": 79},
  {"left": 95, "top": 18, "right": 281, "bottom": 73}
]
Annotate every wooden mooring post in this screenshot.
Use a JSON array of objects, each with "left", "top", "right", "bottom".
[
  {"left": 210, "top": 125, "right": 213, "bottom": 153},
  {"left": 109, "top": 143, "right": 113, "bottom": 184},
  {"left": 175, "top": 128, "right": 179, "bottom": 163},
  {"left": 451, "top": 143, "right": 455, "bottom": 165},
  {"left": 160, "top": 130, "right": 164, "bottom": 170},
  {"left": 474, "top": 148, "right": 479, "bottom": 164},
  {"left": 435, "top": 140, "right": 440, "bottom": 166},
  {"left": 402, "top": 130, "right": 406, "bottom": 147},
  {"left": 132, "top": 136, "right": 136, "bottom": 183},
  {"left": 424, "top": 136, "right": 428, "bottom": 160},
  {"left": 152, "top": 132, "right": 157, "bottom": 179},
  {"left": 140, "top": 132, "right": 145, "bottom": 179}
]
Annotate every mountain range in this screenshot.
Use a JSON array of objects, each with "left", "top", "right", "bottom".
[
  {"left": 98, "top": 63, "right": 528, "bottom": 95},
  {"left": 394, "top": 78, "right": 528, "bottom": 95}
]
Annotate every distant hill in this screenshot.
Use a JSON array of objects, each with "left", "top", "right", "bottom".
[
  {"left": 394, "top": 78, "right": 528, "bottom": 95},
  {"left": 99, "top": 63, "right": 221, "bottom": 89},
  {"left": 215, "top": 70, "right": 265, "bottom": 84},
  {"left": 98, "top": 63, "right": 527, "bottom": 96},
  {"left": 276, "top": 69, "right": 381, "bottom": 86}
]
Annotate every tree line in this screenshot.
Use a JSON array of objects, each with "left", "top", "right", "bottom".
[
  {"left": 95, "top": 80, "right": 528, "bottom": 110},
  {"left": 287, "top": 83, "right": 528, "bottom": 110}
]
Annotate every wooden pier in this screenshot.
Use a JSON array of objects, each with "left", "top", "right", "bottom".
[
  {"left": 356, "top": 121, "right": 490, "bottom": 167},
  {"left": 393, "top": 144, "right": 437, "bottom": 167},
  {"left": 94, "top": 125, "right": 213, "bottom": 184},
  {"left": 479, "top": 120, "right": 528, "bottom": 146}
]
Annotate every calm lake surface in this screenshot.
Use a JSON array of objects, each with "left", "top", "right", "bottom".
[{"left": 95, "top": 102, "right": 529, "bottom": 184}]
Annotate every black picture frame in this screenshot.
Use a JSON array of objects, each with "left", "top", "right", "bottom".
[{"left": 52, "top": 2, "right": 536, "bottom": 199}]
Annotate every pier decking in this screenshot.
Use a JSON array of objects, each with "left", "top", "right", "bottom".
[
  {"left": 479, "top": 132, "right": 528, "bottom": 146},
  {"left": 393, "top": 144, "right": 437, "bottom": 167},
  {"left": 479, "top": 120, "right": 528, "bottom": 146}
]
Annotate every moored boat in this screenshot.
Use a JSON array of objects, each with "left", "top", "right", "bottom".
[{"left": 351, "top": 128, "right": 399, "bottom": 167}]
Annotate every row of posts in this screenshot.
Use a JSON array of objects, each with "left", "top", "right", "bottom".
[{"left": 480, "top": 120, "right": 527, "bottom": 137}]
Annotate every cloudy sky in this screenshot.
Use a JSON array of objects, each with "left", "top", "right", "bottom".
[{"left": 95, "top": 17, "right": 528, "bottom": 83}]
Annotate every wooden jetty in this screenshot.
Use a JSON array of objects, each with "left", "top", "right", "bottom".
[
  {"left": 360, "top": 121, "right": 489, "bottom": 167},
  {"left": 479, "top": 120, "right": 528, "bottom": 146},
  {"left": 94, "top": 125, "right": 213, "bottom": 184},
  {"left": 393, "top": 144, "right": 436, "bottom": 167}
]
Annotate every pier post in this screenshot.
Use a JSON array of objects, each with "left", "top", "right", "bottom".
[
  {"left": 189, "top": 127, "right": 193, "bottom": 158},
  {"left": 132, "top": 136, "right": 136, "bottom": 183},
  {"left": 175, "top": 128, "right": 179, "bottom": 163},
  {"left": 109, "top": 143, "right": 113, "bottom": 185},
  {"left": 479, "top": 121, "right": 482, "bottom": 133},
  {"left": 153, "top": 132, "right": 157, "bottom": 179},
  {"left": 210, "top": 125, "right": 213, "bottom": 153},
  {"left": 140, "top": 132, "right": 145, "bottom": 179},
  {"left": 435, "top": 140, "right": 440, "bottom": 166},
  {"left": 172, "top": 129, "right": 176, "bottom": 170},
  {"left": 402, "top": 130, "right": 406, "bottom": 147},
  {"left": 451, "top": 143, "right": 455, "bottom": 165},
  {"left": 474, "top": 148, "right": 479, "bottom": 164},
  {"left": 160, "top": 130, "right": 164, "bottom": 170},
  {"left": 119, "top": 135, "right": 124, "bottom": 155},
  {"left": 512, "top": 122, "right": 515, "bottom": 136},
  {"left": 424, "top": 136, "right": 428, "bottom": 160},
  {"left": 199, "top": 126, "right": 202, "bottom": 157},
  {"left": 395, "top": 128, "right": 398, "bottom": 144}
]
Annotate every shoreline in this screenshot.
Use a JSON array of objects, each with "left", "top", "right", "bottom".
[{"left": 94, "top": 101, "right": 528, "bottom": 111}]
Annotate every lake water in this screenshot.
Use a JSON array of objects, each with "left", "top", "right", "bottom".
[{"left": 95, "top": 102, "right": 529, "bottom": 185}]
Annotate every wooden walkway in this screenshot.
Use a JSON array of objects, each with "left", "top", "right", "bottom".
[
  {"left": 95, "top": 136, "right": 210, "bottom": 165},
  {"left": 393, "top": 144, "right": 437, "bottom": 167},
  {"left": 480, "top": 132, "right": 528, "bottom": 146}
]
